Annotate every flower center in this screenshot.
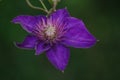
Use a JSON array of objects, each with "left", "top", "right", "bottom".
[{"left": 45, "top": 26, "right": 56, "bottom": 39}]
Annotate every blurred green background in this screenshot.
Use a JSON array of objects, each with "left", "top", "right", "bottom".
[{"left": 0, "top": 0, "right": 120, "bottom": 80}]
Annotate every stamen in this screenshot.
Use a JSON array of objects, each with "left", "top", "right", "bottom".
[{"left": 45, "top": 26, "right": 56, "bottom": 37}]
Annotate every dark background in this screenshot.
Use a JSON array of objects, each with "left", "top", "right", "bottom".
[{"left": 0, "top": 0, "right": 120, "bottom": 80}]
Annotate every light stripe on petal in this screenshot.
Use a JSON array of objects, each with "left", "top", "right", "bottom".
[{"left": 49, "top": 8, "right": 70, "bottom": 27}]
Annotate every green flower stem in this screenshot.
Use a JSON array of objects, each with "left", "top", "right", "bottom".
[
  {"left": 53, "top": 1, "right": 57, "bottom": 11},
  {"left": 52, "top": 0, "right": 61, "bottom": 11},
  {"left": 39, "top": 0, "right": 49, "bottom": 13},
  {"left": 26, "top": 0, "right": 48, "bottom": 14}
]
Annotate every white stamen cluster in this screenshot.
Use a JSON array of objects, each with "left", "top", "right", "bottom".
[{"left": 45, "top": 26, "right": 56, "bottom": 39}]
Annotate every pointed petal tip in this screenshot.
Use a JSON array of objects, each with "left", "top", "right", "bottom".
[
  {"left": 13, "top": 42, "right": 23, "bottom": 49},
  {"left": 14, "top": 42, "right": 34, "bottom": 50},
  {"left": 46, "top": 44, "right": 70, "bottom": 72},
  {"left": 84, "top": 38, "right": 97, "bottom": 48},
  {"left": 11, "top": 15, "right": 38, "bottom": 33},
  {"left": 12, "top": 15, "right": 23, "bottom": 23},
  {"left": 13, "top": 42, "right": 19, "bottom": 48},
  {"left": 14, "top": 42, "right": 24, "bottom": 49},
  {"left": 13, "top": 35, "right": 38, "bottom": 50},
  {"left": 62, "top": 17, "right": 97, "bottom": 48}
]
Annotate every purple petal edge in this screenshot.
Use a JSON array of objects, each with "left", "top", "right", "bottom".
[
  {"left": 46, "top": 44, "right": 70, "bottom": 71},
  {"left": 12, "top": 15, "right": 47, "bottom": 33},
  {"left": 15, "top": 35, "right": 38, "bottom": 49},
  {"left": 35, "top": 42, "right": 50, "bottom": 55},
  {"left": 62, "top": 17, "right": 97, "bottom": 48},
  {"left": 12, "top": 15, "right": 37, "bottom": 33},
  {"left": 49, "top": 8, "right": 70, "bottom": 26}
]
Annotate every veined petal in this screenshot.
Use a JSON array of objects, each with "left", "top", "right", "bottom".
[
  {"left": 49, "top": 8, "right": 70, "bottom": 26},
  {"left": 15, "top": 35, "right": 38, "bottom": 49},
  {"left": 62, "top": 17, "right": 97, "bottom": 48},
  {"left": 35, "top": 15, "right": 47, "bottom": 26},
  {"left": 46, "top": 44, "right": 70, "bottom": 71},
  {"left": 12, "top": 15, "right": 47, "bottom": 33},
  {"left": 35, "top": 42, "right": 50, "bottom": 55}
]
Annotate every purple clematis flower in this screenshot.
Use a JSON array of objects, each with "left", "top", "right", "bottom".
[{"left": 12, "top": 8, "right": 96, "bottom": 71}]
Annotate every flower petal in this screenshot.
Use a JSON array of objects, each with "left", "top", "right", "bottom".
[
  {"left": 15, "top": 35, "right": 38, "bottom": 49},
  {"left": 12, "top": 15, "right": 37, "bottom": 33},
  {"left": 35, "top": 15, "right": 47, "bottom": 26},
  {"left": 12, "top": 15, "right": 46, "bottom": 33},
  {"left": 62, "top": 17, "right": 97, "bottom": 48},
  {"left": 35, "top": 42, "right": 50, "bottom": 55},
  {"left": 46, "top": 44, "right": 70, "bottom": 71},
  {"left": 49, "top": 8, "right": 70, "bottom": 26}
]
